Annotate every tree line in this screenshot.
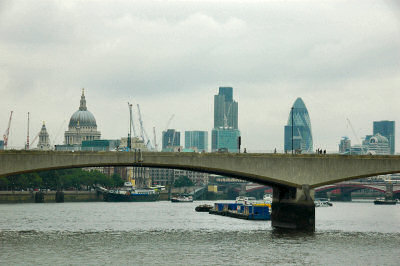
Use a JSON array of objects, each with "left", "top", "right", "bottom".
[{"left": 0, "top": 168, "right": 124, "bottom": 191}]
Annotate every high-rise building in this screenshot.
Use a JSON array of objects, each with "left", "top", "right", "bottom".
[
  {"left": 214, "top": 87, "right": 238, "bottom": 129},
  {"left": 37, "top": 122, "right": 51, "bottom": 150},
  {"left": 339, "top": 136, "right": 351, "bottom": 154},
  {"left": 211, "top": 128, "right": 240, "bottom": 152},
  {"left": 212, "top": 87, "right": 240, "bottom": 152},
  {"left": 284, "top": 97, "right": 313, "bottom": 153},
  {"left": 162, "top": 129, "right": 180, "bottom": 151},
  {"left": 373, "top": 121, "right": 395, "bottom": 154},
  {"left": 185, "top": 131, "right": 208, "bottom": 152}
]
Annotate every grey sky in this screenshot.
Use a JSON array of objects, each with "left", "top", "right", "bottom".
[{"left": 1, "top": 0, "right": 399, "bottom": 152}]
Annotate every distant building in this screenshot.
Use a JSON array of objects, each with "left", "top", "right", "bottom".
[
  {"left": 81, "top": 139, "right": 120, "bottom": 152},
  {"left": 211, "top": 128, "right": 240, "bottom": 152},
  {"left": 37, "top": 122, "right": 51, "bottom": 150},
  {"left": 284, "top": 97, "right": 313, "bottom": 153},
  {"left": 64, "top": 89, "right": 101, "bottom": 145},
  {"left": 339, "top": 137, "right": 351, "bottom": 154},
  {"left": 149, "top": 168, "right": 209, "bottom": 186},
  {"left": 185, "top": 131, "right": 208, "bottom": 152},
  {"left": 0, "top": 140, "right": 3, "bottom": 150},
  {"left": 214, "top": 87, "right": 238, "bottom": 129},
  {"left": 162, "top": 129, "right": 180, "bottom": 151},
  {"left": 212, "top": 87, "right": 240, "bottom": 153},
  {"left": 373, "top": 121, "right": 395, "bottom": 154},
  {"left": 366, "top": 133, "right": 390, "bottom": 155},
  {"left": 120, "top": 136, "right": 148, "bottom": 151}
]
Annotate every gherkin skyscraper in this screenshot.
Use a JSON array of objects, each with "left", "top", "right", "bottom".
[{"left": 284, "top": 97, "right": 313, "bottom": 153}]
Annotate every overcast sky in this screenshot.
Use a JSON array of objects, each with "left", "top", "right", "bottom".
[{"left": 1, "top": 0, "right": 400, "bottom": 152}]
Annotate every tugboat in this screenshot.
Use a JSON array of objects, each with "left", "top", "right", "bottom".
[
  {"left": 97, "top": 182, "right": 159, "bottom": 202},
  {"left": 171, "top": 194, "right": 193, "bottom": 202},
  {"left": 374, "top": 182, "right": 397, "bottom": 205},
  {"left": 195, "top": 204, "right": 213, "bottom": 212},
  {"left": 373, "top": 197, "right": 397, "bottom": 205}
]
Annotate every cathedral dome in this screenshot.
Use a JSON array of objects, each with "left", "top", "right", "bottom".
[
  {"left": 69, "top": 110, "right": 97, "bottom": 128},
  {"left": 68, "top": 90, "right": 97, "bottom": 128}
]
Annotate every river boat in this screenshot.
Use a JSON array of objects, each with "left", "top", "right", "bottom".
[
  {"left": 96, "top": 184, "right": 159, "bottom": 202},
  {"left": 171, "top": 194, "right": 193, "bottom": 202},
  {"left": 195, "top": 204, "right": 213, "bottom": 212},
  {"left": 373, "top": 197, "right": 397, "bottom": 205},
  {"left": 314, "top": 198, "right": 333, "bottom": 207},
  {"left": 209, "top": 202, "right": 270, "bottom": 220}
]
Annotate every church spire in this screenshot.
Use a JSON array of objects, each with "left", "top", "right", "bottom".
[{"left": 79, "top": 88, "right": 87, "bottom": 111}]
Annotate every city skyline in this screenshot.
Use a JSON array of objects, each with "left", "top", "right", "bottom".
[{"left": 1, "top": 1, "right": 400, "bottom": 152}]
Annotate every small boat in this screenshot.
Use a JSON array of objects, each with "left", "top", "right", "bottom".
[
  {"left": 314, "top": 198, "right": 333, "bottom": 207},
  {"left": 171, "top": 194, "right": 193, "bottom": 202},
  {"left": 195, "top": 204, "right": 213, "bottom": 212},
  {"left": 374, "top": 197, "right": 397, "bottom": 205},
  {"left": 263, "top": 194, "right": 272, "bottom": 204}
]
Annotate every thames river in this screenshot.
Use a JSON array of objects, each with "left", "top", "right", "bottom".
[{"left": 1, "top": 201, "right": 399, "bottom": 265}]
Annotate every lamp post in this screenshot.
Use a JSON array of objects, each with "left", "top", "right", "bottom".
[{"left": 291, "top": 107, "right": 294, "bottom": 155}]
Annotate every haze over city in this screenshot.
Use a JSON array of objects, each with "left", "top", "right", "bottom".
[{"left": 1, "top": 0, "right": 400, "bottom": 152}]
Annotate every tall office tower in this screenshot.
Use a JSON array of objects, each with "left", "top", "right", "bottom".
[
  {"left": 212, "top": 87, "right": 240, "bottom": 152},
  {"left": 162, "top": 129, "right": 180, "bottom": 151},
  {"left": 214, "top": 87, "right": 238, "bottom": 129},
  {"left": 339, "top": 136, "right": 351, "bottom": 154},
  {"left": 284, "top": 97, "right": 313, "bottom": 153},
  {"left": 373, "top": 121, "right": 395, "bottom": 154},
  {"left": 185, "top": 131, "right": 208, "bottom": 151}
]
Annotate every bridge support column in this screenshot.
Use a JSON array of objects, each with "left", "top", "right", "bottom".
[{"left": 271, "top": 185, "right": 315, "bottom": 231}]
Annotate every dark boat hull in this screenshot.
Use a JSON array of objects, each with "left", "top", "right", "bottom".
[
  {"left": 374, "top": 200, "right": 397, "bottom": 205},
  {"left": 103, "top": 192, "right": 159, "bottom": 202}
]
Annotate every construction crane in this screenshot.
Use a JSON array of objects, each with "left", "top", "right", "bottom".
[
  {"left": 160, "top": 114, "right": 175, "bottom": 150},
  {"left": 3, "top": 111, "right": 13, "bottom": 149},
  {"left": 136, "top": 104, "right": 153, "bottom": 150},
  {"left": 128, "top": 102, "right": 137, "bottom": 138},
  {"left": 153, "top": 126, "right": 158, "bottom": 151},
  {"left": 25, "top": 112, "right": 30, "bottom": 150},
  {"left": 346, "top": 118, "right": 366, "bottom": 154}
]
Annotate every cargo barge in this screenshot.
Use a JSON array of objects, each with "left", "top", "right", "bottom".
[{"left": 209, "top": 202, "right": 271, "bottom": 220}]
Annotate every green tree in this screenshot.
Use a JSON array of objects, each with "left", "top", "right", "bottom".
[{"left": 111, "top": 173, "right": 124, "bottom": 187}]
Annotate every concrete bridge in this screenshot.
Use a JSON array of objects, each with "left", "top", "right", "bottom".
[{"left": 2, "top": 150, "right": 400, "bottom": 230}]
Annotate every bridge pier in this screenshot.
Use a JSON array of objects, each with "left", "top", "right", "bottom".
[{"left": 271, "top": 185, "right": 315, "bottom": 231}]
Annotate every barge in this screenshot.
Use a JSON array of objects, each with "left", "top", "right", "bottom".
[{"left": 209, "top": 202, "right": 271, "bottom": 220}]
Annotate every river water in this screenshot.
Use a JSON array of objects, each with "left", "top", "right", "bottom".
[{"left": 1, "top": 201, "right": 399, "bottom": 265}]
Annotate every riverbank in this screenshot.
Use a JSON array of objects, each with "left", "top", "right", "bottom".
[{"left": 0, "top": 191, "right": 102, "bottom": 203}]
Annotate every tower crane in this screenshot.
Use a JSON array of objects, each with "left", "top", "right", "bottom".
[
  {"left": 3, "top": 111, "right": 13, "bottom": 149},
  {"left": 25, "top": 112, "right": 30, "bottom": 150},
  {"left": 136, "top": 104, "right": 154, "bottom": 150},
  {"left": 346, "top": 118, "right": 366, "bottom": 154},
  {"left": 153, "top": 126, "right": 158, "bottom": 151},
  {"left": 128, "top": 102, "right": 137, "bottom": 138}
]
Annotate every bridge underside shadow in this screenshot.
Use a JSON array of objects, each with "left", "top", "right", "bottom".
[{"left": 271, "top": 185, "right": 315, "bottom": 231}]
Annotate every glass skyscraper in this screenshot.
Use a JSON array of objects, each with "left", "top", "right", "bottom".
[
  {"left": 373, "top": 120, "right": 395, "bottom": 155},
  {"left": 284, "top": 97, "right": 313, "bottom": 153},
  {"left": 162, "top": 129, "right": 180, "bottom": 151},
  {"left": 185, "top": 131, "right": 208, "bottom": 152},
  {"left": 212, "top": 87, "right": 240, "bottom": 152},
  {"left": 214, "top": 87, "right": 238, "bottom": 129},
  {"left": 211, "top": 128, "right": 240, "bottom": 152}
]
